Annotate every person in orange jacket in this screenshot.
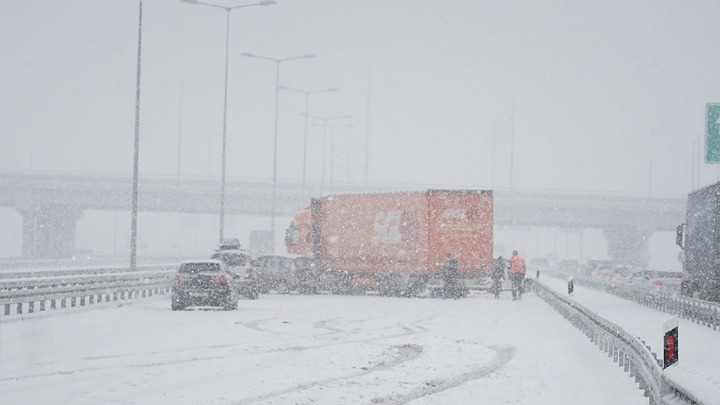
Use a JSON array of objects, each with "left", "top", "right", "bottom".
[{"left": 510, "top": 250, "right": 526, "bottom": 300}]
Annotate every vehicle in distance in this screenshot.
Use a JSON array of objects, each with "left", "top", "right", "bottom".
[
  {"left": 252, "top": 254, "right": 318, "bottom": 294},
  {"left": 627, "top": 270, "right": 683, "bottom": 292},
  {"left": 558, "top": 259, "right": 579, "bottom": 274},
  {"left": 211, "top": 249, "right": 259, "bottom": 300},
  {"left": 171, "top": 260, "right": 238, "bottom": 311}
]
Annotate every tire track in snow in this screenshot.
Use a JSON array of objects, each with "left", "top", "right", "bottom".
[
  {"left": 231, "top": 343, "right": 424, "bottom": 405},
  {"left": 371, "top": 345, "right": 517, "bottom": 405},
  {"left": 2, "top": 320, "right": 429, "bottom": 384}
]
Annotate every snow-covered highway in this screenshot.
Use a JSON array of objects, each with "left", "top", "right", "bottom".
[{"left": 1, "top": 290, "right": 648, "bottom": 405}]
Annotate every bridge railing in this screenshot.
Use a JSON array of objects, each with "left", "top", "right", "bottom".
[
  {"left": 0, "top": 264, "right": 177, "bottom": 316},
  {"left": 529, "top": 279, "right": 701, "bottom": 405}
]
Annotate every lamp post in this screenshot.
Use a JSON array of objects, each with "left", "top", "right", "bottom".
[
  {"left": 130, "top": 0, "right": 143, "bottom": 271},
  {"left": 305, "top": 114, "right": 352, "bottom": 189},
  {"left": 692, "top": 138, "right": 697, "bottom": 189},
  {"left": 278, "top": 86, "right": 338, "bottom": 199},
  {"left": 510, "top": 94, "right": 516, "bottom": 190},
  {"left": 181, "top": 0, "right": 276, "bottom": 244},
  {"left": 692, "top": 135, "right": 701, "bottom": 189},
  {"left": 241, "top": 53, "right": 316, "bottom": 252}
]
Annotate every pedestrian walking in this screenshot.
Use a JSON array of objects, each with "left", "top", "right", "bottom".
[
  {"left": 442, "top": 252, "right": 465, "bottom": 298},
  {"left": 510, "top": 250, "right": 526, "bottom": 300},
  {"left": 491, "top": 256, "right": 506, "bottom": 299}
]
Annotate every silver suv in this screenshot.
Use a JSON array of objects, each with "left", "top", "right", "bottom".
[
  {"left": 211, "top": 249, "right": 259, "bottom": 300},
  {"left": 171, "top": 260, "right": 238, "bottom": 311}
]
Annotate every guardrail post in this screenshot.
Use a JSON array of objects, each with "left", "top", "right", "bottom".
[
  {"left": 142, "top": 289, "right": 146, "bottom": 298},
  {"left": 5, "top": 303, "right": 11, "bottom": 315},
  {"left": 71, "top": 297, "right": 76, "bottom": 307},
  {"left": 618, "top": 350, "right": 624, "bottom": 368},
  {"left": 80, "top": 296, "right": 85, "bottom": 306},
  {"left": 17, "top": 303, "right": 22, "bottom": 314},
  {"left": 28, "top": 301, "right": 34, "bottom": 313},
  {"left": 89, "top": 295, "right": 94, "bottom": 305},
  {"left": 51, "top": 299, "right": 56, "bottom": 309},
  {"left": 40, "top": 300, "right": 45, "bottom": 311}
]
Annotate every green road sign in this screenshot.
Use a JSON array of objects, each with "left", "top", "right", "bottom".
[{"left": 707, "top": 103, "right": 720, "bottom": 163}]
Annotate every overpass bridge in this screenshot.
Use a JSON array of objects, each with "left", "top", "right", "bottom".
[{"left": 0, "top": 171, "right": 688, "bottom": 264}]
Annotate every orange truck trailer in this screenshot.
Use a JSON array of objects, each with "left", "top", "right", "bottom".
[{"left": 285, "top": 189, "right": 493, "bottom": 296}]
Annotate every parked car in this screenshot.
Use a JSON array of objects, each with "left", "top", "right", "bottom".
[
  {"left": 252, "top": 254, "right": 316, "bottom": 294},
  {"left": 171, "top": 260, "right": 238, "bottom": 311},
  {"left": 211, "top": 249, "right": 259, "bottom": 300}
]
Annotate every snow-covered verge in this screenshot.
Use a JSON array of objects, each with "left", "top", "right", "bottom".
[
  {"left": 0, "top": 291, "right": 648, "bottom": 404},
  {"left": 542, "top": 275, "right": 720, "bottom": 405}
]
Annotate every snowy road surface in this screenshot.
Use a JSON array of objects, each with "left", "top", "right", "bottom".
[{"left": 1, "top": 291, "right": 648, "bottom": 404}]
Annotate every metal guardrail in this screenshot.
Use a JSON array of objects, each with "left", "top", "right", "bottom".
[
  {"left": 0, "top": 257, "right": 187, "bottom": 272},
  {"left": 551, "top": 272, "right": 720, "bottom": 331},
  {"left": 529, "top": 279, "right": 699, "bottom": 405},
  {"left": 0, "top": 264, "right": 178, "bottom": 280},
  {"left": 0, "top": 264, "right": 177, "bottom": 316}
]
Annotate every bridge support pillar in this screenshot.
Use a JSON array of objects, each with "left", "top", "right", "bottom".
[
  {"left": 602, "top": 227, "right": 653, "bottom": 267},
  {"left": 19, "top": 206, "right": 84, "bottom": 258}
]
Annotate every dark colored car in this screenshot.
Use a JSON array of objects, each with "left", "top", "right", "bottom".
[
  {"left": 252, "top": 254, "right": 298, "bottom": 294},
  {"left": 171, "top": 260, "right": 238, "bottom": 311},
  {"left": 292, "top": 255, "right": 322, "bottom": 294},
  {"left": 211, "top": 250, "right": 259, "bottom": 300}
]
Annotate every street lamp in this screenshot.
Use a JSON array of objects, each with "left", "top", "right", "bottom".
[
  {"left": 241, "top": 52, "right": 316, "bottom": 252},
  {"left": 304, "top": 114, "right": 352, "bottom": 189},
  {"left": 181, "top": 0, "right": 276, "bottom": 245},
  {"left": 130, "top": 0, "right": 144, "bottom": 271},
  {"left": 278, "top": 85, "right": 338, "bottom": 199}
]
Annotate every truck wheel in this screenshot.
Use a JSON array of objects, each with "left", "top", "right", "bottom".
[{"left": 223, "top": 298, "right": 237, "bottom": 311}]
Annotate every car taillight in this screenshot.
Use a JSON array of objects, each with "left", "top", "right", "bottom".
[
  {"left": 173, "top": 276, "right": 184, "bottom": 286},
  {"left": 245, "top": 267, "right": 254, "bottom": 279},
  {"left": 653, "top": 280, "right": 664, "bottom": 286},
  {"left": 216, "top": 275, "right": 229, "bottom": 285}
]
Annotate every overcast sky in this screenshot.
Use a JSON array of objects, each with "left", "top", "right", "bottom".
[{"left": 2, "top": 0, "right": 720, "bottom": 195}]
